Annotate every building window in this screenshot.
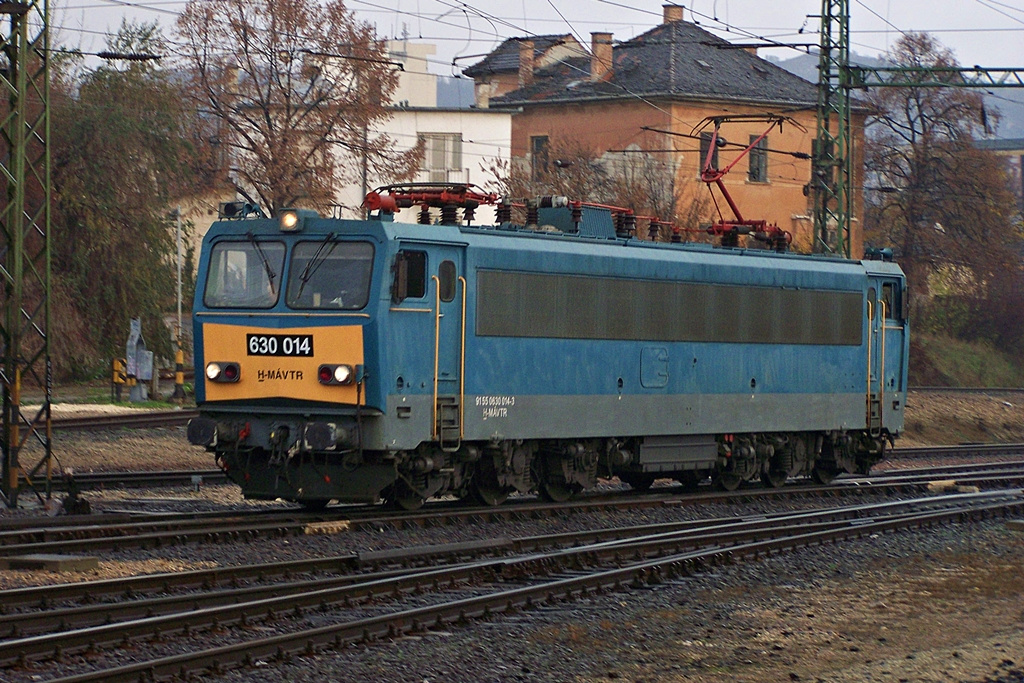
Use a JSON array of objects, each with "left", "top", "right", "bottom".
[
  {"left": 419, "top": 133, "right": 463, "bottom": 183},
  {"left": 699, "top": 132, "right": 718, "bottom": 173},
  {"left": 748, "top": 135, "right": 768, "bottom": 183},
  {"left": 531, "top": 135, "right": 549, "bottom": 181}
]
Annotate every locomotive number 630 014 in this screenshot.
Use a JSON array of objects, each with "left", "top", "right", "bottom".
[{"left": 246, "top": 334, "right": 314, "bottom": 357}]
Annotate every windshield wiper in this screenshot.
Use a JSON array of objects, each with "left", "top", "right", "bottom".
[
  {"left": 246, "top": 231, "right": 277, "bottom": 290},
  {"left": 293, "top": 232, "right": 337, "bottom": 301}
]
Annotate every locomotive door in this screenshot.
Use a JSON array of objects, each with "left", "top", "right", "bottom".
[
  {"left": 431, "top": 248, "right": 466, "bottom": 450},
  {"left": 878, "top": 279, "right": 907, "bottom": 429},
  {"left": 867, "top": 279, "right": 907, "bottom": 433}
]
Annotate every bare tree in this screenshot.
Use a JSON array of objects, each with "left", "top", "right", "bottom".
[
  {"left": 176, "top": 0, "right": 421, "bottom": 214},
  {"left": 864, "top": 32, "right": 1024, "bottom": 356},
  {"left": 482, "top": 137, "right": 708, "bottom": 237},
  {"left": 863, "top": 33, "right": 1018, "bottom": 296}
]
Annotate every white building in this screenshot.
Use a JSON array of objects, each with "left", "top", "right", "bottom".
[{"left": 334, "top": 41, "right": 512, "bottom": 224}]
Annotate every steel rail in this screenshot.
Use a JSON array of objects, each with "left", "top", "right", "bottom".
[
  {"left": 49, "top": 410, "right": 197, "bottom": 432},
  {"left": 908, "top": 386, "right": 1024, "bottom": 394},
  {"left": 1, "top": 492, "right": 1017, "bottom": 664},
  {"left": 4, "top": 493, "right": 985, "bottom": 634},
  {"left": 0, "top": 498, "right": 916, "bottom": 613},
  {"left": 25, "top": 468, "right": 226, "bottom": 492},
  {"left": 893, "top": 443, "right": 1024, "bottom": 459},
  {"left": 5, "top": 461, "right": 1024, "bottom": 558},
  {"left": 34, "top": 492, "right": 1024, "bottom": 682}
]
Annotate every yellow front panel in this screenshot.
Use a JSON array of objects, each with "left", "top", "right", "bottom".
[{"left": 202, "top": 322, "right": 364, "bottom": 403}]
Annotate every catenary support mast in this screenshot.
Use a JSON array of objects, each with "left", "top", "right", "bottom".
[
  {"left": 813, "top": 0, "right": 1024, "bottom": 259},
  {"left": 1, "top": 1, "right": 52, "bottom": 508}
]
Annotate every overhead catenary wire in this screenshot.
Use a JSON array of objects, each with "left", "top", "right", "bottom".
[{"left": 58, "top": 1, "right": 1023, "bottom": 177}]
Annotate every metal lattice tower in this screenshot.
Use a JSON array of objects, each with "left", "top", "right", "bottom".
[
  {"left": 813, "top": 1, "right": 1024, "bottom": 259},
  {"left": 1, "top": 1, "right": 51, "bottom": 508},
  {"left": 813, "top": 0, "right": 852, "bottom": 257}
]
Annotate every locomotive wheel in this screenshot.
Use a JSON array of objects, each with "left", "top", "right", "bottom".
[
  {"left": 714, "top": 472, "right": 743, "bottom": 491},
  {"left": 621, "top": 473, "right": 655, "bottom": 491},
  {"left": 387, "top": 482, "right": 426, "bottom": 511},
  {"left": 760, "top": 468, "right": 788, "bottom": 488},
  {"left": 471, "top": 457, "right": 510, "bottom": 506},
  {"left": 538, "top": 479, "right": 576, "bottom": 503},
  {"left": 299, "top": 499, "right": 330, "bottom": 511},
  {"left": 811, "top": 466, "right": 838, "bottom": 485},
  {"left": 676, "top": 471, "right": 701, "bottom": 492},
  {"left": 472, "top": 481, "right": 509, "bottom": 506}
]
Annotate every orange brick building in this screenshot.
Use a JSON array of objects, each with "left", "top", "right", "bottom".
[{"left": 464, "top": 5, "right": 865, "bottom": 255}]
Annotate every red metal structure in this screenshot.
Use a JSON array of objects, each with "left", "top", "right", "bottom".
[
  {"left": 363, "top": 183, "right": 501, "bottom": 225},
  {"left": 695, "top": 114, "right": 796, "bottom": 252}
]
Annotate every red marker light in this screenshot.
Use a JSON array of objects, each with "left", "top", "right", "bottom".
[{"left": 318, "top": 366, "right": 333, "bottom": 383}]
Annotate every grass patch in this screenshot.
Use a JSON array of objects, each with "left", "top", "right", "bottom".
[{"left": 911, "top": 333, "right": 1024, "bottom": 387}]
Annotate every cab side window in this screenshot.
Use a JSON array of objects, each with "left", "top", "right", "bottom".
[
  {"left": 392, "top": 250, "right": 427, "bottom": 303},
  {"left": 882, "top": 283, "right": 903, "bottom": 321},
  {"left": 439, "top": 260, "right": 457, "bottom": 302}
]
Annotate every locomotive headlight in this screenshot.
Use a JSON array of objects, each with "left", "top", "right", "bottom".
[
  {"left": 206, "top": 363, "right": 221, "bottom": 380},
  {"left": 317, "top": 363, "right": 355, "bottom": 385},
  {"left": 279, "top": 210, "right": 300, "bottom": 231},
  {"left": 334, "top": 365, "right": 352, "bottom": 384}
]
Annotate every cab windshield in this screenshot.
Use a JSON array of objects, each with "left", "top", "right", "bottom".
[
  {"left": 204, "top": 240, "right": 285, "bottom": 309},
  {"left": 286, "top": 240, "right": 374, "bottom": 310}
]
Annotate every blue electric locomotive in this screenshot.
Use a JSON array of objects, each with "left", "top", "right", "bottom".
[{"left": 188, "top": 184, "right": 908, "bottom": 509}]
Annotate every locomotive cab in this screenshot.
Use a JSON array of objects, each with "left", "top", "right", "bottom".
[{"left": 189, "top": 209, "right": 394, "bottom": 505}]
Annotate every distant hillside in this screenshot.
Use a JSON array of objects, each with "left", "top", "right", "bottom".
[{"left": 768, "top": 52, "right": 1024, "bottom": 140}]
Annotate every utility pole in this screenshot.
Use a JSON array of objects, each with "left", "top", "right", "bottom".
[
  {"left": 1, "top": 0, "right": 52, "bottom": 508},
  {"left": 172, "top": 207, "right": 186, "bottom": 402}
]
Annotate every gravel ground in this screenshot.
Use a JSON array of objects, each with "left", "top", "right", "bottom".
[{"left": 2, "top": 391, "right": 1024, "bottom": 682}]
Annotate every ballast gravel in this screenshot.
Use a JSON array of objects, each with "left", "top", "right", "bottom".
[
  {"left": 3, "top": 390, "right": 1024, "bottom": 681},
  {"left": 3, "top": 475, "right": 1024, "bottom": 682}
]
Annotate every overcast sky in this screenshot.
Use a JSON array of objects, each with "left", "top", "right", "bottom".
[
  {"left": 54, "top": 0, "right": 1024, "bottom": 75},
  {"left": 52, "top": 0, "right": 1024, "bottom": 138}
]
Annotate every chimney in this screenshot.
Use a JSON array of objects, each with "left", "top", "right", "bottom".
[
  {"left": 518, "top": 39, "right": 535, "bottom": 88},
  {"left": 590, "top": 32, "right": 613, "bottom": 82},
  {"left": 663, "top": 4, "right": 684, "bottom": 23}
]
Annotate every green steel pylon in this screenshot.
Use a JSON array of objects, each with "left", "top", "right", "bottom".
[
  {"left": 813, "top": 1, "right": 1024, "bottom": 259},
  {"left": 1, "top": 1, "right": 52, "bottom": 508},
  {"left": 813, "top": 0, "right": 852, "bottom": 257}
]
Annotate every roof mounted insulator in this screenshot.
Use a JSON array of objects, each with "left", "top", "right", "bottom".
[
  {"left": 624, "top": 213, "right": 636, "bottom": 233},
  {"left": 538, "top": 195, "right": 568, "bottom": 208},
  {"left": 615, "top": 212, "right": 636, "bottom": 239},
  {"left": 496, "top": 199, "right": 512, "bottom": 224},
  {"left": 441, "top": 202, "right": 459, "bottom": 226},
  {"left": 570, "top": 202, "right": 583, "bottom": 231},
  {"left": 526, "top": 199, "right": 539, "bottom": 227}
]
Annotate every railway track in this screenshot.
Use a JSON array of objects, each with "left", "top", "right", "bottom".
[
  {"left": 23, "top": 441, "right": 1016, "bottom": 495},
  {"left": 2, "top": 490, "right": 1021, "bottom": 682},
  {"left": 893, "top": 441, "right": 1024, "bottom": 459},
  {"left": 27, "top": 468, "right": 226, "bottom": 492},
  {"left": 4, "top": 459, "right": 1024, "bottom": 558},
  {"left": 909, "top": 386, "right": 1024, "bottom": 394},
  {"left": 50, "top": 409, "right": 197, "bottom": 431}
]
